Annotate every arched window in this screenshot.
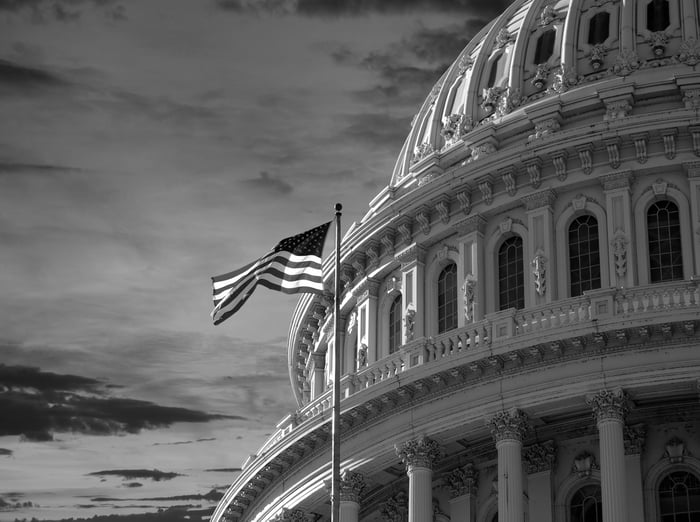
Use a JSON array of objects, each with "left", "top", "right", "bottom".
[
  {"left": 388, "top": 294, "right": 402, "bottom": 353},
  {"left": 570, "top": 484, "right": 603, "bottom": 522},
  {"left": 588, "top": 12, "right": 610, "bottom": 45},
  {"left": 569, "top": 215, "right": 601, "bottom": 297},
  {"left": 534, "top": 29, "right": 556, "bottom": 64},
  {"left": 658, "top": 471, "right": 700, "bottom": 521},
  {"left": 647, "top": 0, "right": 670, "bottom": 32},
  {"left": 647, "top": 200, "right": 683, "bottom": 282},
  {"left": 487, "top": 55, "right": 501, "bottom": 87},
  {"left": 498, "top": 237, "right": 524, "bottom": 310},
  {"left": 438, "top": 263, "right": 458, "bottom": 333}
]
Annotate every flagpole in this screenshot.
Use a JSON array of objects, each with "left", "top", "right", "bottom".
[{"left": 331, "top": 202, "right": 342, "bottom": 522}]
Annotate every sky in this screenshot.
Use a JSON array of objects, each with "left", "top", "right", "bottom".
[{"left": 0, "top": 0, "right": 510, "bottom": 520}]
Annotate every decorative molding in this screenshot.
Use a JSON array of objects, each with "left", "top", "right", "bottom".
[
  {"left": 462, "top": 274, "right": 477, "bottom": 322},
  {"left": 470, "top": 141, "right": 497, "bottom": 161},
  {"left": 386, "top": 276, "right": 402, "bottom": 294},
  {"left": 394, "top": 243, "right": 426, "bottom": 267},
  {"left": 550, "top": 150, "right": 568, "bottom": 181},
  {"left": 612, "top": 49, "right": 640, "bottom": 76},
  {"left": 647, "top": 31, "right": 669, "bottom": 57},
  {"left": 435, "top": 197, "right": 451, "bottom": 225},
  {"left": 380, "top": 491, "right": 408, "bottom": 522},
  {"left": 453, "top": 214, "right": 487, "bottom": 236},
  {"left": 600, "top": 170, "right": 634, "bottom": 191},
  {"left": 521, "top": 188, "right": 557, "bottom": 211},
  {"left": 381, "top": 231, "right": 395, "bottom": 256},
  {"left": 604, "top": 99, "right": 632, "bottom": 121},
  {"left": 523, "top": 440, "right": 556, "bottom": 473},
  {"left": 661, "top": 129, "right": 677, "bottom": 159},
  {"left": 652, "top": 178, "right": 668, "bottom": 196},
  {"left": 366, "top": 240, "right": 380, "bottom": 268},
  {"left": 589, "top": 43, "right": 606, "bottom": 70},
  {"left": 396, "top": 436, "right": 442, "bottom": 471},
  {"left": 572, "top": 452, "right": 598, "bottom": 478},
  {"left": 550, "top": 64, "right": 580, "bottom": 93},
  {"left": 679, "top": 37, "right": 700, "bottom": 66},
  {"left": 529, "top": 117, "right": 560, "bottom": 141},
  {"left": 531, "top": 250, "right": 547, "bottom": 296},
  {"left": 499, "top": 217, "right": 513, "bottom": 234},
  {"left": 415, "top": 206, "right": 431, "bottom": 235},
  {"left": 396, "top": 218, "right": 413, "bottom": 244},
  {"left": 494, "top": 27, "right": 514, "bottom": 49},
  {"left": 632, "top": 133, "right": 648, "bottom": 163},
  {"left": 572, "top": 194, "right": 587, "bottom": 211},
  {"left": 404, "top": 302, "right": 416, "bottom": 341},
  {"left": 683, "top": 160, "right": 700, "bottom": 177},
  {"left": 664, "top": 437, "right": 687, "bottom": 464},
  {"left": 500, "top": 166, "right": 517, "bottom": 196},
  {"left": 539, "top": 3, "right": 559, "bottom": 26},
  {"left": 456, "top": 189, "right": 472, "bottom": 215},
  {"left": 525, "top": 157, "right": 543, "bottom": 189},
  {"left": 444, "top": 463, "right": 478, "bottom": 498},
  {"left": 457, "top": 54, "right": 474, "bottom": 75},
  {"left": 338, "top": 470, "right": 366, "bottom": 503},
  {"left": 611, "top": 230, "right": 629, "bottom": 280},
  {"left": 477, "top": 175, "right": 494, "bottom": 205},
  {"left": 604, "top": 137, "right": 622, "bottom": 169},
  {"left": 272, "top": 508, "right": 309, "bottom": 522},
  {"left": 577, "top": 143, "right": 594, "bottom": 175},
  {"left": 488, "top": 409, "right": 529, "bottom": 443},
  {"left": 682, "top": 88, "right": 700, "bottom": 110},
  {"left": 412, "top": 142, "right": 435, "bottom": 165},
  {"left": 624, "top": 424, "right": 646, "bottom": 456},
  {"left": 441, "top": 113, "right": 473, "bottom": 149},
  {"left": 531, "top": 63, "right": 550, "bottom": 91},
  {"left": 586, "top": 388, "right": 628, "bottom": 423}
]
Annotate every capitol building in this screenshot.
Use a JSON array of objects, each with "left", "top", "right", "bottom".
[{"left": 213, "top": 0, "right": 700, "bottom": 520}]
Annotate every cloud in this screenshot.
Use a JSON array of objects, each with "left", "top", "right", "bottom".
[
  {"left": 215, "top": 0, "right": 512, "bottom": 17},
  {"left": 0, "top": 448, "right": 13, "bottom": 456},
  {"left": 0, "top": 161, "right": 84, "bottom": 177},
  {"left": 87, "top": 469, "right": 183, "bottom": 481},
  {"left": 204, "top": 467, "right": 242, "bottom": 472},
  {"left": 334, "top": 112, "right": 411, "bottom": 149},
  {"left": 91, "top": 489, "right": 223, "bottom": 502},
  {"left": 0, "top": 0, "right": 128, "bottom": 22},
  {"left": 0, "top": 59, "right": 69, "bottom": 91},
  {"left": 239, "top": 170, "right": 294, "bottom": 195},
  {"left": 0, "top": 364, "right": 242, "bottom": 439}
]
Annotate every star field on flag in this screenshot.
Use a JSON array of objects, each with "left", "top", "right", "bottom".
[{"left": 210, "top": 222, "right": 331, "bottom": 325}]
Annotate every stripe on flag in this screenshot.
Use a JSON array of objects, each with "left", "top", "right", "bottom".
[{"left": 211, "top": 222, "right": 331, "bottom": 325}]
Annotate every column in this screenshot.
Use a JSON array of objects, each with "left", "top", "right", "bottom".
[
  {"left": 684, "top": 162, "right": 700, "bottom": 276},
  {"left": 454, "top": 215, "right": 487, "bottom": 324},
  {"left": 587, "top": 389, "right": 628, "bottom": 522},
  {"left": 523, "top": 441, "right": 556, "bottom": 522},
  {"left": 445, "top": 463, "right": 478, "bottom": 522},
  {"left": 488, "top": 409, "right": 529, "bottom": 522},
  {"left": 395, "top": 244, "right": 426, "bottom": 344},
  {"left": 625, "top": 424, "right": 646, "bottom": 522},
  {"left": 338, "top": 471, "right": 366, "bottom": 522},
  {"left": 620, "top": 0, "right": 635, "bottom": 50},
  {"left": 355, "top": 279, "right": 380, "bottom": 365},
  {"left": 396, "top": 436, "right": 441, "bottom": 522},
  {"left": 307, "top": 352, "right": 325, "bottom": 400},
  {"left": 521, "top": 189, "right": 557, "bottom": 305},
  {"left": 601, "top": 171, "right": 635, "bottom": 287}
]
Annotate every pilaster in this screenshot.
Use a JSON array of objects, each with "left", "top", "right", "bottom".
[
  {"left": 355, "top": 278, "right": 380, "bottom": 366},
  {"left": 523, "top": 441, "right": 555, "bottom": 522},
  {"left": 453, "top": 215, "right": 487, "bottom": 324},
  {"left": 395, "top": 244, "right": 426, "bottom": 344},
  {"left": 445, "top": 464, "right": 478, "bottom": 522},
  {"left": 684, "top": 161, "right": 700, "bottom": 275},
  {"left": 625, "top": 424, "right": 646, "bottom": 522},
  {"left": 601, "top": 171, "right": 636, "bottom": 287},
  {"left": 521, "top": 189, "right": 557, "bottom": 305}
]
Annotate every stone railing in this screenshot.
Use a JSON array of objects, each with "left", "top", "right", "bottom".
[{"left": 257, "top": 280, "right": 700, "bottom": 460}]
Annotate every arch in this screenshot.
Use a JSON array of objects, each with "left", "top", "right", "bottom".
[
  {"left": 555, "top": 198, "right": 610, "bottom": 297},
  {"left": 377, "top": 272, "right": 403, "bottom": 360},
  {"left": 554, "top": 470, "right": 602, "bottom": 522},
  {"left": 633, "top": 185, "right": 694, "bottom": 285},
  {"left": 485, "top": 219, "right": 529, "bottom": 314},
  {"left": 425, "top": 244, "right": 460, "bottom": 336},
  {"left": 644, "top": 455, "right": 700, "bottom": 521},
  {"left": 476, "top": 494, "right": 498, "bottom": 522}
]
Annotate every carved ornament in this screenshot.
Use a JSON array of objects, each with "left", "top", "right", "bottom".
[
  {"left": 604, "top": 137, "right": 621, "bottom": 169},
  {"left": 395, "top": 436, "right": 442, "bottom": 470},
  {"left": 632, "top": 133, "right": 648, "bottom": 163},
  {"left": 523, "top": 440, "right": 556, "bottom": 473},
  {"left": 624, "top": 424, "right": 646, "bottom": 455},
  {"left": 665, "top": 437, "right": 687, "bottom": 463},
  {"left": 661, "top": 129, "right": 677, "bottom": 159},
  {"left": 380, "top": 491, "right": 408, "bottom": 522},
  {"left": 500, "top": 166, "right": 517, "bottom": 196},
  {"left": 600, "top": 170, "right": 634, "bottom": 191},
  {"left": 488, "top": 409, "right": 529, "bottom": 443},
  {"left": 586, "top": 388, "right": 628, "bottom": 423},
  {"left": 531, "top": 250, "right": 547, "bottom": 296},
  {"left": 577, "top": 143, "right": 594, "bottom": 175},
  {"left": 521, "top": 188, "right": 557, "bottom": 211},
  {"left": 477, "top": 175, "right": 494, "bottom": 205},
  {"left": 572, "top": 452, "right": 598, "bottom": 478},
  {"left": 550, "top": 150, "right": 568, "bottom": 180},
  {"left": 525, "top": 157, "right": 543, "bottom": 189},
  {"left": 456, "top": 190, "right": 472, "bottom": 215},
  {"left": 338, "top": 470, "right": 366, "bottom": 503},
  {"left": 612, "top": 49, "right": 640, "bottom": 76},
  {"left": 679, "top": 38, "right": 700, "bottom": 66},
  {"left": 444, "top": 463, "right": 478, "bottom": 498}
]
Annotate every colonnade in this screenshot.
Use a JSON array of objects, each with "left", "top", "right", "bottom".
[{"left": 320, "top": 388, "right": 631, "bottom": 522}]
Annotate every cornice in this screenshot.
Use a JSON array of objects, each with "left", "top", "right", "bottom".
[
  {"left": 600, "top": 169, "right": 634, "bottom": 191},
  {"left": 520, "top": 188, "right": 557, "bottom": 211}
]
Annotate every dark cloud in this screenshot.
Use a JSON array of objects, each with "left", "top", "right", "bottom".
[
  {"left": 335, "top": 112, "right": 411, "bottom": 149},
  {"left": 0, "top": 448, "right": 13, "bottom": 456},
  {"left": 204, "top": 467, "right": 242, "bottom": 472},
  {"left": 0, "top": 59, "right": 69, "bottom": 91},
  {"left": 0, "top": 161, "right": 83, "bottom": 176},
  {"left": 91, "top": 489, "right": 223, "bottom": 502},
  {"left": 87, "top": 469, "right": 183, "bottom": 481},
  {"left": 152, "top": 437, "right": 215, "bottom": 446},
  {"left": 240, "top": 171, "right": 294, "bottom": 195},
  {"left": 215, "top": 0, "right": 511, "bottom": 17},
  {"left": 0, "top": 0, "right": 127, "bottom": 22},
  {"left": 0, "top": 364, "right": 242, "bottom": 439}
]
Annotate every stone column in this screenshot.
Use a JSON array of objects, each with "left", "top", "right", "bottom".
[
  {"left": 587, "top": 389, "right": 629, "bottom": 522},
  {"left": 396, "top": 436, "right": 442, "bottom": 522},
  {"left": 625, "top": 424, "right": 646, "bottom": 522},
  {"left": 523, "top": 441, "right": 556, "bottom": 522},
  {"left": 395, "top": 244, "right": 426, "bottom": 344},
  {"left": 454, "top": 215, "right": 487, "bottom": 324},
  {"left": 355, "top": 279, "right": 380, "bottom": 365},
  {"left": 488, "top": 409, "right": 529, "bottom": 522},
  {"left": 521, "top": 189, "right": 557, "bottom": 305},
  {"left": 307, "top": 352, "right": 326, "bottom": 400},
  {"left": 445, "top": 463, "right": 478, "bottom": 522},
  {"left": 338, "top": 471, "right": 366, "bottom": 522}
]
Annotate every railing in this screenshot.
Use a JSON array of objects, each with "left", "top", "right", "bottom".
[{"left": 257, "top": 280, "right": 700, "bottom": 459}]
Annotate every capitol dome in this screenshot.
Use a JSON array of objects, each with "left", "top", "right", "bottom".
[{"left": 214, "top": 0, "right": 700, "bottom": 521}]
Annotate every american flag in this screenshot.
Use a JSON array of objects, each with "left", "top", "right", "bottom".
[{"left": 211, "top": 222, "right": 331, "bottom": 325}]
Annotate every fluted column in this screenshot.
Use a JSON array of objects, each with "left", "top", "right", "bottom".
[
  {"left": 338, "top": 471, "right": 366, "bottom": 522},
  {"left": 396, "top": 436, "right": 441, "bottom": 522},
  {"left": 445, "top": 463, "right": 478, "bottom": 522},
  {"left": 488, "top": 409, "right": 529, "bottom": 522},
  {"left": 587, "top": 389, "right": 628, "bottom": 522}
]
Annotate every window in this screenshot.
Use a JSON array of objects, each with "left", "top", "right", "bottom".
[
  {"left": 647, "top": 0, "right": 670, "bottom": 32},
  {"left": 570, "top": 484, "right": 602, "bottom": 522},
  {"left": 658, "top": 471, "right": 700, "bottom": 522},
  {"left": 487, "top": 55, "right": 501, "bottom": 87},
  {"left": 647, "top": 200, "right": 683, "bottom": 282},
  {"left": 569, "top": 215, "right": 601, "bottom": 297},
  {"left": 438, "top": 263, "right": 458, "bottom": 333},
  {"left": 498, "top": 237, "right": 524, "bottom": 310},
  {"left": 388, "top": 294, "right": 402, "bottom": 353},
  {"left": 534, "top": 29, "right": 556, "bottom": 64},
  {"left": 588, "top": 12, "right": 610, "bottom": 45}
]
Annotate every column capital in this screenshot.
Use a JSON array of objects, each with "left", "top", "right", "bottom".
[
  {"left": 380, "top": 491, "right": 408, "bottom": 522},
  {"left": 488, "top": 408, "right": 529, "bottom": 443},
  {"left": 600, "top": 170, "right": 634, "bottom": 191},
  {"left": 394, "top": 243, "right": 427, "bottom": 269},
  {"left": 273, "top": 508, "right": 309, "bottom": 522},
  {"left": 586, "top": 388, "right": 628, "bottom": 423},
  {"left": 444, "top": 463, "right": 478, "bottom": 498},
  {"left": 452, "top": 214, "right": 487, "bottom": 236},
  {"left": 624, "top": 423, "right": 646, "bottom": 455},
  {"left": 395, "top": 435, "right": 442, "bottom": 471},
  {"left": 523, "top": 440, "right": 557, "bottom": 473},
  {"left": 338, "top": 470, "right": 366, "bottom": 503},
  {"left": 520, "top": 188, "right": 557, "bottom": 211}
]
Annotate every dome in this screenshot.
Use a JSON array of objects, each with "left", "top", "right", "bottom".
[{"left": 213, "top": 1, "right": 700, "bottom": 521}]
